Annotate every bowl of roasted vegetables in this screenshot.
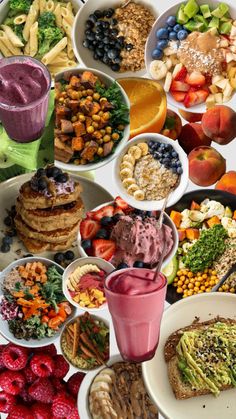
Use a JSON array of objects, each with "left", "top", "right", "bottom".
[
  {"left": 0, "top": 257, "right": 74, "bottom": 347},
  {"left": 54, "top": 67, "right": 130, "bottom": 172}
]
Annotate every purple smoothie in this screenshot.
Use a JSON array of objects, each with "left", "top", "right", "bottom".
[{"left": 0, "top": 56, "right": 51, "bottom": 142}]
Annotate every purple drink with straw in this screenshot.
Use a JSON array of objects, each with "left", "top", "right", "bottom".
[{"left": 0, "top": 56, "right": 51, "bottom": 142}]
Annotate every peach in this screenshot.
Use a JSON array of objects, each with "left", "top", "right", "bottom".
[
  {"left": 178, "top": 109, "right": 203, "bottom": 122},
  {"left": 160, "top": 109, "right": 182, "bottom": 140},
  {"left": 201, "top": 105, "right": 236, "bottom": 145},
  {"left": 178, "top": 123, "right": 211, "bottom": 154},
  {"left": 188, "top": 146, "right": 226, "bottom": 187},
  {"left": 215, "top": 171, "right": 236, "bottom": 195}
]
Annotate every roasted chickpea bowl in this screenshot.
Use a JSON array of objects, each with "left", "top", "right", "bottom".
[{"left": 54, "top": 67, "right": 130, "bottom": 172}]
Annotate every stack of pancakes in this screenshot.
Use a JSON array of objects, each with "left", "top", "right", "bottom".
[{"left": 15, "top": 178, "right": 84, "bottom": 253}]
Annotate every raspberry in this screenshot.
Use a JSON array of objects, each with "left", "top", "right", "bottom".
[
  {"left": 52, "top": 355, "right": 69, "bottom": 379},
  {"left": 52, "top": 393, "right": 75, "bottom": 418},
  {"left": 2, "top": 344, "right": 28, "bottom": 371},
  {"left": 29, "top": 378, "right": 55, "bottom": 404},
  {"left": 19, "top": 386, "right": 34, "bottom": 404},
  {"left": 23, "top": 365, "right": 37, "bottom": 383},
  {"left": 0, "top": 370, "right": 26, "bottom": 395},
  {"left": 50, "top": 376, "right": 66, "bottom": 392},
  {"left": 32, "top": 402, "right": 52, "bottom": 419},
  {"left": 34, "top": 344, "right": 57, "bottom": 357},
  {"left": 30, "top": 354, "right": 55, "bottom": 377},
  {"left": 66, "top": 372, "right": 85, "bottom": 398},
  {"left": 0, "top": 345, "right": 6, "bottom": 372},
  {"left": 8, "top": 404, "right": 32, "bottom": 419},
  {"left": 0, "top": 390, "right": 16, "bottom": 413}
]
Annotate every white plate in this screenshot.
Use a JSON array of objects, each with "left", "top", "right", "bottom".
[
  {"left": 0, "top": 172, "right": 113, "bottom": 271},
  {"left": 142, "top": 293, "right": 236, "bottom": 419},
  {"left": 145, "top": 0, "right": 236, "bottom": 113}
]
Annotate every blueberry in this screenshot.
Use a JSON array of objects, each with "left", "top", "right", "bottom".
[
  {"left": 171, "top": 151, "right": 178, "bottom": 158},
  {"left": 103, "top": 36, "right": 110, "bottom": 44},
  {"left": 113, "top": 56, "right": 121, "bottom": 64},
  {"left": 116, "top": 262, "right": 129, "bottom": 270},
  {"left": 81, "top": 239, "right": 92, "bottom": 250},
  {"left": 83, "top": 39, "right": 90, "bottom": 48},
  {"left": 36, "top": 168, "right": 46, "bottom": 177},
  {"left": 86, "top": 32, "right": 95, "bottom": 41},
  {"left": 169, "top": 31, "right": 177, "bottom": 40},
  {"left": 149, "top": 141, "right": 154, "bottom": 147},
  {"left": 110, "top": 18, "right": 118, "bottom": 26},
  {"left": 94, "top": 9, "right": 103, "bottom": 18},
  {"left": 107, "top": 48, "right": 119, "bottom": 60},
  {"left": 151, "top": 48, "right": 163, "bottom": 60},
  {"left": 2, "top": 236, "right": 13, "bottom": 245},
  {"left": 110, "top": 28, "right": 118, "bottom": 37},
  {"left": 111, "top": 63, "right": 120, "bottom": 72},
  {"left": 96, "top": 229, "right": 108, "bottom": 239},
  {"left": 8, "top": 229, "right": 17, "bottom": 237},
  {"left": 156, "top": 39, "right": 168, "bottom": 50},
  {"left": 88, "top": 42, "right": 95, "bottom": 50},
  {"left": 170, "top": 160, "right": 177, "bottom": 168},
  {"left": 173, "top": 24, "right": 183, "bottom": 32},
  {"left": 97, "top": 48, "right": 104, "bottom": 57},
  {"left": 156, "top": 27, "right": 169, "bottom": 39},
  {"left": 88, "top": 14, "right": 97, "bottom": 24},
  {"left": 4, "top": 216, "right": 12, "bottom": 227},
  {"left": 101, "top": 20, "right": 110, "bottom": 29},
  {"left": 54, "top": 252, "right": 65, "bottom": 264},
  {"left": 55, "top": 173, "right": 68, "bottom": 183},
  {"left": 1, "top": 243, "right": 10, "bottom": 253},
  {"left": 101, "top": 216, "right": 113, "bottom": 226},
  {"left": 104, "top": 8, "right": 114, "bottom": 18},
  {"left": 112, "top": 213, "right": 121, "bottom": 223},
  {"left": 46, "top": 166, "right": 61, "bottom": 178},
  {"left": 177, "top": 166, "right": 183, "bottom": 174},
  {"left": 117, "top": 36, "right": 125, "bottom": 46},
  {"left": 95, "top": 33, "right": 103, "bottom": 41},
  {"left": 102, "top": 55, "right": 110, "bottom": 65},
  {"left": 166, "top": 15, "right": 176, "bottom": 27},
  {"left": 177, "top": 160, "right": 182, "bottom": 167},
  {"left": 133, "top": 261, "right": 145, "bottom": 268},
  {"left": 172, "top": 167, "right": 177, "bottom": 173},
  {"left": 85, "top": 20, "right": 94, "bottom": 29},
  {"left": 153, "top": 152, "right": 161, "bottom": 159},
  {"left": 125, "top": 43, "right": 133, "bottom": 51},
  {"left": 65, "top": 250, "right": 75, "bottom": 261},
  {"left": 38, "top": 177, "right": 47, "bottom": 191},
  {"left": 93, "top": 52, "right": 99, "bottom": 60},
  {"left": 177, "top": 30, "right": 188, "bottom": 41},
  {"left": 159, "top": 143, "right": 165, "bottom": 150}
]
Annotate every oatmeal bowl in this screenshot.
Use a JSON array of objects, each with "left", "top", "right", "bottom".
[
  {"left": 145, "top": 0, "right": 236, "bottom": 112},
  {"left": 113, "top": 133, "right": 189, "bottom": 211},
  {"left": 72, "top": 0, "right": 158, "bottom": 79}
]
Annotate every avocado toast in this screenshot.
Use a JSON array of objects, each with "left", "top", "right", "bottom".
[{"left": 164, "top": 317, "right": 236, "bottom": 399}]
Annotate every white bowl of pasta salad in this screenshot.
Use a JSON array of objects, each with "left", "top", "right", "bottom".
[
  {"left": 62, "top": 256, "right": 115, "bottom": 312},
  {"left": 0, "top": 0, "right": 82, "bottom": 79}
]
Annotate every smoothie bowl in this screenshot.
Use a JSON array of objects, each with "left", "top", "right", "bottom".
[
  {"left": 145, "top": 0, "right": 236, "bottom": 112},
  {"left": 77, "top": 196, "right": 179, "bottom": 270},
  {"left": 60, "top": 312, "right": 110, "bottom": 371},
  {"left": 63, "top": 256, "right": 115, "bottom": 312}
]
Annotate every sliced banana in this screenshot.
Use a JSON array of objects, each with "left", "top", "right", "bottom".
[
  {"left": 120, "top": 161, "right": 134, "bottom": 171},
  {"left": 133, "top": 189, "right": 145, "bottom": 201},
  {"left": 164, "top": 72, "right": 173, "bottom": 92},
  {"left": 120, "top": 167, "right": 133, "bottom": 179},
  {"left": 164, "top": 57, "right": 173, "bottom": 70},
  {"left": 127, "top": 184, "right": 139, "bottom": 195},
  {"left": 122, "top": 177, "right": 136, "bottom": 188},
  {"left": 149, "top": 60, "right": 168, "bottom": 81},
  {"left": 137, "top": 142, "right": 148, "bottom": 156},
  {"left": 128, "top": 146, "right": 142, "bottom": 160},
  {"left": 122, "top": 154, "right": 135, "bottom": 165},
  {"left": 90, "top": 381, "right": 110, "bottom": 393}
]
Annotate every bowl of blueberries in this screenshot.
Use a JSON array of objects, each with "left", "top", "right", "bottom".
[{"left": 72, "top": 0, "right": 158, "bottom": 79}]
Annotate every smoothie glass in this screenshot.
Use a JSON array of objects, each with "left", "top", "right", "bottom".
[
  {"left": 0, "top": 56, "right": 51, "bottom": 142},
  {"left": 105, "top": 268, "right": 167, "bottom": 362}
]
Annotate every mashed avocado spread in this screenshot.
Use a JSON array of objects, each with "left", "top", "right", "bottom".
[{"left": 177, "top": 322, "right": 236, "bottom": 396}]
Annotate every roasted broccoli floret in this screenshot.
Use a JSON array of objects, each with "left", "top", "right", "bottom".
[
  {"left": 38, "top": 11, "right": 57, "bottom": 28},
  {"left": 14, "top": 24, "right": 25, "bottom": 44},
  {"left": 9, "top": 0, "right": 31, "bottom": 16},
  {"left": 38, "top": 26, "right": 64, "bottom": 56}
]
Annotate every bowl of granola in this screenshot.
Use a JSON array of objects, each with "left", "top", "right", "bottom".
[
  {"left": 113, "top": 133, "right": 189, "bottom": 211},
  {"left": 72, "top": 0, "right": 157, "bottom": 79},
  {"left": 145, "top": 0, "right": 236, "bottom": 112}
]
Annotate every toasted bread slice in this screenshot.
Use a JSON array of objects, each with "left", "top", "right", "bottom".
[
  {"left": 17, "top": 231, "right": 77, "bottom": 253},
  {"left": 165, "top": 317, "right": 236, "bottom": 400}
]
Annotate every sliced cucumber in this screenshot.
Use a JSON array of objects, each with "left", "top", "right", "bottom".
[
  {"left": 211, "top": 3, "right": 229, "bottom": 18},
  {"left": 162, "top": 255, "right": 179, "bottom": 285},
  {"left": 208, "top": 16, "right": 220, "bottom": 28},
  {"left": 177, "top": 4, "right": 189, "bottom": 24},
  {"left": 184, "top": 20, "right": 204, "bottom": 31},
  {"left": 200, "top": 4, "right": 212, "bottom": 19},
  {"left": 219, "top": 21, "right": 232, "bottom": 34}
]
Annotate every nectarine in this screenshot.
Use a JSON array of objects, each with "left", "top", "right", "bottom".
[
  {"left": 178, "top": 109, "right": 203, "bottom": 122},
  {"left": 178, "top": 123, "right": 211, "bottom": 154},
  {"left": 201, "top": 105, "right": 236, "bottom": 145},
  {"left": 215, "top": 171, "right": 236, "bottom": 195},
  {"left": 188, "top": 146, "right": 226, "bottom": 187}
]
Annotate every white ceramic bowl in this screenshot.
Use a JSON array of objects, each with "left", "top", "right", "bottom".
[
  {"left": 0, "top": 257, "right": 75, "bottom": 348},
  {"left": 113, "top": 133, "right": 189, "bottom": 211},
  {"left": 63, "top": 256, "right": 115, "bottom": 312},
  {"left": 72, "top": 0, "right": 158, "bottom": 79},
  {"left": 77, "top": 200, "right": 179, "bottom": 269},
  {"left": 60, "top": 312, "right": 110, "bottom": 371},
  {"left": 54, "top": 66, "right": 130, "bottom": 172},
  {"left": 145, "top": 0, "right": 236, "bottom": 113}
]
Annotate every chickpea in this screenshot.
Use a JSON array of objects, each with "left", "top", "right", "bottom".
[
  {"left": 87, "top": 89, "right": 93, "bottom": 95},
  {"left": 112, "top": 132, "right": 120, "bottom": 141},
  {"left": 92, "top": 122, "right": 99, "bottom": 129},
  {"left": 86, "top": 96, "right": 93, "bottom": 101},
  {"left": 177, "top": 287, "right": 183, "bottom": 294},
  {"left": 182, "top": 284, "right": 187, "bottom": 290},
  {"left": 93, "top": 92, "right": 100, "bottom": 101},
  {"left": 177, "top": 271, "right": 182, "bottom": 277},
  {"left": 118, "top": 124, "right": 125, "bottom": 130},
  {"left": 202, "top": 273, "right": 207, "bottom": 279},
  {"left": 188, "top": 283, "right": 194, "bottom": 289},
  {"left": 179, "top": 275, "right": 185, "bottom": 281},
  {"left": 188, "top": 271, "right": 193, "bottom": 278},
  {"left": 78, "top": 114, "right": 85, "bottom": 122},
  {"left": 100, "top": 129, "right": 106, "bottom": 136},
  {"left": 87, "top": 126, "right": 95, "bottom": 134},
  {"left": 200, "top": 285, "right": 206, "bottom": 291},
  {"left": 230, "top": 287, "right": 235, "bottom": 293},
  {"left": 103, "top": 112, "right": 110, "bottom": 121},
  {"left": 80, "top": 158, "right": 87, "bottom": 165},
  {"left": 97, "top": 147, "right": 103, "bottom": 156},
  {"left": 59, "top": 97, "right": 64, "bottom": 103},
  {"left": 92, "top": 114, "right": 101, "bottom": 121},
  {"left": 81, "top": 90, "right": 87, "bottom": 96},
  {"left": 106, "top": 126, "right": 112, "bottom": 134},
  {"left": 71, "top": 116, "right": 77, "bottom": 122},
  {"left": 85, "top": 141, "right": 90, "bottom": 147},
  {"left": 74, "top": 159, "right": 80, "bottom": 165},
  {"left": 206, "top": 287, "right": 211, "bottom": 292},
  {"left": 194, "top": 286, "right": 199, "bottom": 292},
  {"left": 209, "top": 280, "right": 215, "bottom": 286},
  {"left": 187, "top": 290, "right": 193, "bottom": 296},
  {"left": 97, "top": 139, "right": 103, "bottom": 145},
  {"left": 103, "top": 135, "right": 111, "bottom": 143},
  {"left": 211, "top": 270, "right": 217, "bottom": 275},
  {"left": 204, "top": 281, "right": 209, "bottom": 287},
  {"left": 185, "top": 279, "right": 190, "bottom": 285},
  {"left": 195, "top": 281, "right": 200, "bottom": 287},
  {"left": 177, "top": 280, "right": 183, "bottom": 286},
  {"left": 98, "top": 111, "right": 104, "bottom": 117}
]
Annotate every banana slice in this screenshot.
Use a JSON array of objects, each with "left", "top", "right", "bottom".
[
  {"left": 133, "top": 189, "right": 145, "bottom": 200},
  {"left": 164, "top": 57, "right": 173, "bottom": 70},
  {"left": 128, "top": 146, "right": 142, "bottom": 160},
  {"left": 164, "top": 72, "right": 173, "bottom": 92},
  {"left": 127, "top": 184, "right": 139, "bottom": 195},
  {"left": 149, "top": 60, "right": 168, "bottom": 80},
  {"left": 122, "top": 177, "right": 136, "bottom": 188},
  {"left": 122, "top": 154, "right": 135, "bottom": 165},
  {"left": 120, "top": 167, "right": 133, "bottom": 179},
  {"left": 137, "top": 142, "right": 149, "bottom": 156},
  {"left": 120, "top": 161, "right": 134, "bottom": 171},
  {"left": 90, "top": 381, "right": 110, "bottom": 393}
]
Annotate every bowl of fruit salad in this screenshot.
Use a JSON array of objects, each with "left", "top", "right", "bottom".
[
  {"left": 145, "top": 0, "right": 236, "bottom": 112},
  {"left": 77, "top": 196, "right": 179, "bottom": 270},
  {"left": 63, "top": 257, "right": 115, "bottom": 312}
]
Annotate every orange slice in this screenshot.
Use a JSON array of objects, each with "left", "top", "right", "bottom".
[{"left": 118, "top": 78, "right": 167, "bottom": 138}]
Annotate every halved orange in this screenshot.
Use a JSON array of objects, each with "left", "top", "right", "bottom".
[{"left": 118, "top": 78, "right": 167, "bottom": 138}]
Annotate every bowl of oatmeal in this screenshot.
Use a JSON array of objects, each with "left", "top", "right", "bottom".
[
  {"left": 145, "top": 0, "right": 236, "bottom": 112},
  {"left": 113, "top": 133, "right": 189, "bottom": 211},
  {"left": 72, "top": 0, "right": 158, "bottom": 79}
]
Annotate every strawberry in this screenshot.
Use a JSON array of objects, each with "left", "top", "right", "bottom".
[
  {"left": 29, "top": 378, "right": 55, "bottom": 404},
  {"left": 170, "top": 81, "right": 190, "bottom": 92},
  {"left": 171, "top": 91, "right": 186, "bottom": 102},
  {"left": 86, "top": 211, "right": 96, "bottom": 219},
  {"left": 113, "top": 207, "right": 125, "bottom": 216},
  {"left": 32, "top": 402, "right": 52, "bottom": 419},
  {"left": 0, "top": 391, "right": 16, "bottom": 413},
  {"left": 185, "top": 71, "right": 206, "bottom": 87},
  {"left": 8, "top": 404, "right": 32, "bottom": 419},
  {"left": 92, "top": 239, "right": 116, "bottom": 261},
  {"left": 80, "top": 219, "right": 100, "bottom": 240},
  {"left": 93, "top": 205, "right": 114, "bottom": 221},
  {"left": 184, "top": 89, "right": 208, "bottom": 108},
  {"left": 2, "top": 344, "right": 28, "bottom": 371},
  {"left": 114, "top": 196, "right": 129, "bottom": 210},
  {"left": 174, "top": 66, "right": 187, "bottom": 81},
  {"left": 52, "top": 355, "right": 69, "bottom": 379},
  {"left": 0, "top": 370, "right": 26, "bottom": 395},
  {"left": 30, "top": 354, "right": 55, "bottom": 378}
]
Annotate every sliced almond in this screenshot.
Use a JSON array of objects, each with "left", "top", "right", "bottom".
[
  {"left": 214, "top": 92, "right": 223, "bottom": 104},
  {"left": 212, "top": 74, "right": 224, "bottom": 84},
  {"left": 164, "top": 72, "right": 172, "bottom": 92},
  {"left": 226, "top": 52, "right": 235, "bottom": 63},
  {"left": 215, "top": 78, "right": 227, "bottom": 89},
  {"left": 222, "top": 94, "right": 232, "bottom": 103},
  {"left": 206, "top": 94, "right": 215, "bottom": 109},
  {"left": 209, "top": 84, "right": 219, "bottom": 94}
]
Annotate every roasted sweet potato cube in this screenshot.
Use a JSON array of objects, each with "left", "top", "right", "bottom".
[
  {"left": 73, "top": 121, "right": 86, "bottom": 137},
  {"left": 70, "top": 75, "right": 81, "bottom": 88},
  {"left": 68, "top": 100, "right": 80, "bottom": 111},
  {"left": 190, "top": 200, "right": 200, "bottom": 211},
  {"left": 170, "top": 211, "right": 182, "bottom": 228},
  {"left": 100, "top": 98, "right": 114, "bottom": 111},
  {"left": 85, "top": 117, "right": 92, "bottom": 129},
  {"left": 54, "top": 137, "right": 74, "bottom": 163},
  {"left": 81, "top": 141, "right": 98, "bottom": 161},
  {"left": 206, "top": 216, "right": 221, "bottom": 228},
  {"left": 178, "top": 228, "right": 186, "bottom": 241},
  {"left": 88, "top": 102, "right": 101, "bottom": 116},
  {"left": 72, "top": 137, "right": 85, "bottom": 151},
  {"left": 185, "top": 228, "right": 200, "bottom": 240},
  {"left": 61, "top": 119, "right": 74, "bottom": 134},
  {"left": 80, "top": 71, "right": 98, "bottom": 88},
  {"left": 55, "top": 106, "right": 71, "bottom": 126},
  {"left": 92, "top": 131, "right": 103, "bottom": 141},
  {"left": 233, "top": 210, "right": 236, "bottom": 220},
  {"left": 103, "top": 141, "right": 114, "bottom": 156}
]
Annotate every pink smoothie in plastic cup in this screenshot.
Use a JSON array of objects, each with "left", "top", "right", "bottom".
[
  {"left": 0, "top": 56, "right": 51, "bottom": 142},
  {"left": 105, "top": 268, "right": 167, "bottom": 362}
]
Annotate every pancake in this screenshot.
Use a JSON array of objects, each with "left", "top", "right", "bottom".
[
  {"left": 17, "top": 232, "right": 77, "bottom": 253},
  {"left": 16, "top": 197, "right": 84, "bottom": 231}
]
